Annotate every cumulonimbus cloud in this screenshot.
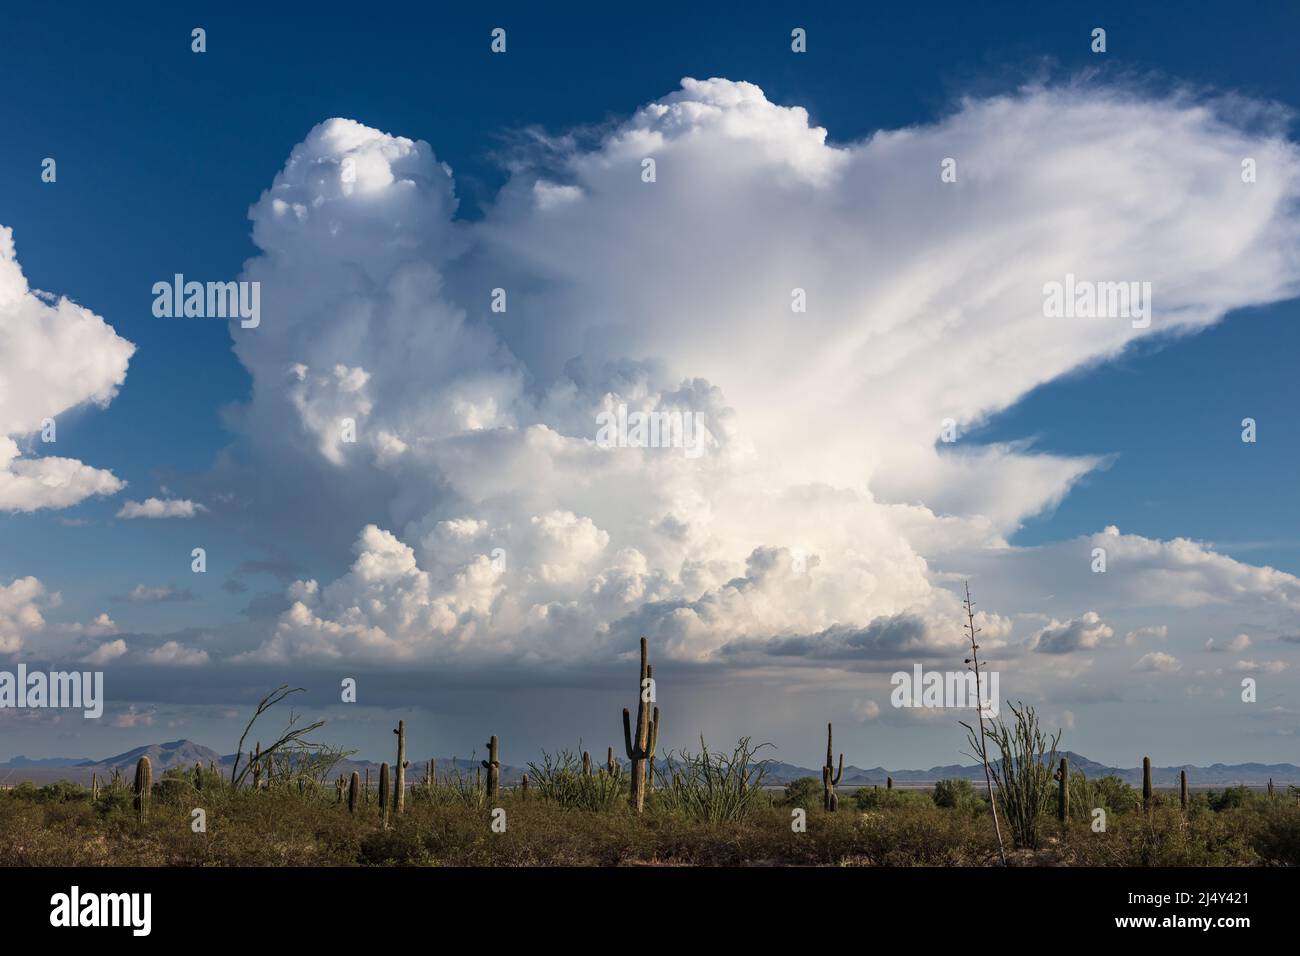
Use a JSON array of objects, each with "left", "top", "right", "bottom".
[{"left": 223, "top": 78, "right": 1300, "bottom": 668}]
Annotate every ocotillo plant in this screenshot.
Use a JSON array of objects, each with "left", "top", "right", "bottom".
[
  {"left": 348, "top": 771, "right": 360, "bottom": 813},
  {"left": 622, "top": 637, "right": 661, "bottom": 813},
  {"left": 133, "top": 756, "right": 152, "bottom": 824},
  {"left": 379, "top": 762, "right": 391, "bottom": 828},
  {"left": 822, "top": 723, "right": 843, "bottom": 811},
  {"left": 394, "top": 720, "right": 409, "bottom": 815},
  {"left": 1143, "top": 756, "right": 1153, "bottom": 810},
  {"left": 1055, "top": 756, "right": 1069, "bottom": 822},
  {"left": 1181, "top": 769, "right": 1189, "bottom": 810},
  {"left": 482, "top": 735, "right": 501, "bottom": 800}
]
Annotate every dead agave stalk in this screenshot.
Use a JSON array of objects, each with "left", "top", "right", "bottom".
[{"left": 960, "top": 581, "right": 1008, "bottom": 866}]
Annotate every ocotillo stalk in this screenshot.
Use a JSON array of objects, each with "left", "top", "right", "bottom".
[
  {"left": 1143, "top": 756, "right": 1153, "bottom": 810},
  {"left": 622, "top": 637, "right": 659, "bottom": 813},
  {"left": 394, "top": 720, "right": 409, "bottom": 815},
  {"left": 1180, "top": 770, "right": 1189, "bottom": 810},
  {"left": 822, "top": 723, "right": 843, "bottom": 811},
  {"left": 1056, "top": 756, "right": 1069, "bottom": 822},
  {"left": 582, "top": 751, "right": 592, "bottom": 776},
  {"left": 481, "top": 735, "right": 501, "bottom": 800},
  {"left": 348, "top": 771, "right": 360, "bottom": 813},
  {"left": 379, "top": 762, "right": 391, "bottom": 828},
  {"left": 133, "top": 756, "right": 152, "bottom": 824}
]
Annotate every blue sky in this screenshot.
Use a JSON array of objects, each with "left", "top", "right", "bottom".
[{"left": 1, "top": 1, "right": 1298, "bottom": 766}]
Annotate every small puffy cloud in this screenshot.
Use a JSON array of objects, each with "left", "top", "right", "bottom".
[
  {"left": 143, "top": 640, "right": 210, "bottom": 666},
  {"left": 1206, "top": 633, "right": 1251, "bottom": 652},
  {"left": 116, "top": 497, "right": 206, "bottom": 519},
  {"left": 117, "top": 585, "right": 195, "bottom": 604},
  {"left": 851, "top": 698, "right": 881, "bottom": 722},
  {"left": 0, "top": 575, "right": 52, "bottom": 654},
  {"left": 81, "top": 638, "right": 128, "bottom": 665},
  {"left": 111, "top": 704, "right": 155, "bottom": 728},
  {"left": 1030, "top": 612, "right": 1114, "bottom": 654},
  {"left": 1232, "top": 659, "right": 1288, "bottom": 674},
  {"left": 1125, "top": 624, "right": 1167, "bottom": 645},
  {"left": 0, "top": 225, "right": 133, "bottom": 511},
  {"left": 1134, "top": 651, "right": 1182, "bottom": 673}
]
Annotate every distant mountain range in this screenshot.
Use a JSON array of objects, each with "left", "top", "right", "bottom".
[{"left": 2, "top": 742, "right": 1296, "bottom": 787}]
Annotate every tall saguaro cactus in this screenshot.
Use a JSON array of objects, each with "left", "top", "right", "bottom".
[
  {"left": 822, "top": 723, "right": 843, "bottom": 811},
  {"left": 1180, "top": 769, "right": 1189, "bottom": 810},
  {"left": 133, "top": 756, "right": 152, "bottom": 824},
  {"left": 482, "top": 735, "right": 501, "bottom": 799},
  {"left": 379, "top": 762, "right": 391, "bottom": 828},
  {"left": 348, "top": 771, "right": 360, "bottom": 813},
  {"left": 622, "top": 637, "right": 660, "bottom": 813},
  {"left": 1056, "top": 756, "right": 1069, "bottom": 822},
  {"left": 394, "top": 720, "right": 409, "bottom": 815},
  {"left": 1142, "top": 756, "right": 1153, "bottom": 810}
]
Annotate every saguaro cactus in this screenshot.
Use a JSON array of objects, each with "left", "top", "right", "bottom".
[
  {"left": 91, "top": 772, "right": 99, "bottom": 802},
  {"left": 133, "top": 756, "right": 152, "bottom": 824},
  {"left": 1180, "top": 770, "right": 1189, "bottom": 810},
  {"left": 194, "top": 761, "right": 203, "bottom": 791},
  {"left": 482, "top": 735, "right": 501, "bottom": 799},
  {"left": 394, "top": 720, "right": 409, "bottom": 815},
  {"left": 379, "top": 762, "right": 391, "bottom": 828},
  {"left": 886, "top": 776, "right": 893, "bottom": 791},
  {"left": 822, "top": 723, "right": 843, "bottom": 811},
  {"left": 582, "top": 751, "right": 592, "bottom": 776},
  {"left": 622, "top": 637, "right": 661, "bottom": 813},
  {"left": 251, "top": 742, "right": 262, "bottom": 790},
  {"left": 1056, "top": 756, "right": 1069, "bottom": 822},
  {"left": 348, "top": 771, "right": 360, "bottom": 813},
  {"left": 1142, "top": 756, "right": 1153, "bottom": 810},
  {"left": 606, "top": 747, "right": 615, "bottom": 776},
  {"left": 520, "top": 773, "right": 529, "bottom": 797}
]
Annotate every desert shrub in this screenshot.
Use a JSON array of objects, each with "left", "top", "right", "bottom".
[
  {"left": 1208, "top": 786, "right": 1255, "bottom": 812},
  {"left": 782, "top": 776, "right": 822, "bottom": 808},
  {"left": 654, "top": 737, "right": 773, "bottom": 823},
  {"left": 525, "top": 749, "right": 625, "bottom": 812},
  {"left": 932, "top": 778, "right": 981, "bottom": 810},
  {"left": 964, "top": 701, "right": 1059, "bottom": 849},
  {"left": 1068, "top": 772, "right": 1141, "bottom": 820},
  {"left": 1252, "top": 803, "right": 1300, "bottom": 864},
  {"left": 854, "top": 786, "right": 933, "bottom": 811}
]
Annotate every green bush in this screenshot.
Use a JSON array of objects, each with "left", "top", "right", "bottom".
[
  {"left": 932, "top": 778, "right": 981, "bottom": 810},
  {"left": 782, "top": 776, "right": 821, "bottom": 808}
]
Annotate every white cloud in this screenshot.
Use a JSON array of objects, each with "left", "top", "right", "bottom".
[
  {"left": 1232, "top": 659, "right": 1288, "bottom": 674},
  {"left": 221, "top": 80, "right": 1300, "bottom": 669},
  {"left": 120, "top": 585, "right": 194, "bottom": 603},
  {"left": 82, "top": 638, "right": 128, "bottom": 665},
  {"left": 143, "top": 640, "right": 210, "bottom": 666},
  {"left": 1207, "top": 633, "right": 1252, "bottom": 652},
  {"left": 1029, "top": 612, "right": 1114, "bottom": 654},
  {"left": 0, "top": 576, "right": 51, "bottom": 654},
  {"left": 1134, "top": 651, "right": 1183, "bottom": 673},
  {"left": 1125, "top": 624, "right": 1168, "bottom": 645},
  {"left": 0, "top": 226, "right": 134, "bottom": 511},
  {"left": 116, "top": 497, "right": 207, "bottom": 519},
  {"left": 111, "top": 704, "right": 155, "bottom": 728}
]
